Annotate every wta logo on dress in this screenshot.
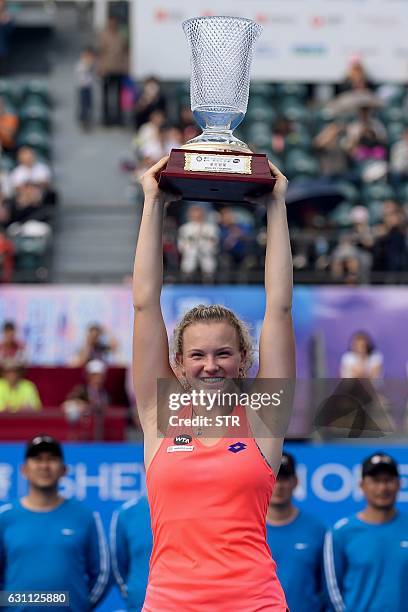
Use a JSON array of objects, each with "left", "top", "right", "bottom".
[{"left": 174, "top": 435, "right": 192, "bottom": 445}]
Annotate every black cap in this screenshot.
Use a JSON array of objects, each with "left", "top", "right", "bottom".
[
  {"left": 362, "top": 452, "right": 399, "bottom": 478},
  {"left": 278, "top": 452, "right": 296, "bottom": 478},
  {"left": 25, "top": 435, "right": 63, "bottom": 460}
]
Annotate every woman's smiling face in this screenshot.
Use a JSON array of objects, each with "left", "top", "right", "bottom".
[{"left": 178, "top": 321, "right": 243, "bottom": 390}]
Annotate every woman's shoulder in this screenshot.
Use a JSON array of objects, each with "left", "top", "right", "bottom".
[{"left": 368, "top": 350, "right": 383, "bottom": 365}]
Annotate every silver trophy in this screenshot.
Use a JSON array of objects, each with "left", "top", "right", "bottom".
[{"left": 182, "top": 16, "right": 262, "bottom": 152}]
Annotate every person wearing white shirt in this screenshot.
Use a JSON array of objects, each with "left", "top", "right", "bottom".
[
  {"left": 177, "top": 204, "right": 219, "bottom": 282},
  {"left": 340, "top": 331, "right": 383, "bottom": 379},
  {"left": 10, "top": 146, "right": 51, "bottom": 192}
]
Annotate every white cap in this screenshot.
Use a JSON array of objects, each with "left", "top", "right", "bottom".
[
  {"left": 350, "top": 206, "right": 369, "bottom": 224},
  {"left": 86, "top": 359, "right": 107, "bottom": 375}
]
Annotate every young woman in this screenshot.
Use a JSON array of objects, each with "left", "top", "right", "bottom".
[{"left": 133, "top": 155, "right": 295, "bottom": 611}]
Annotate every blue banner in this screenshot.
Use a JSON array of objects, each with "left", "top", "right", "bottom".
[{"left": 0, "top": 442, "right": 407, "bottom": 611}]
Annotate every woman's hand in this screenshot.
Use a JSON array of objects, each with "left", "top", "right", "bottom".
[
  {"left": 244, "top": 160, "right": 288, "bottom": 207},
  {"left": 139, "top": 155, "right": 181, "bottom": 206}
]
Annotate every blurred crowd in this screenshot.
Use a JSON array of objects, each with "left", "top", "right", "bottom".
[
  {"left": 0, "top": 3, "right": 407, "bottom": 285},
  {"left": 124, "top": 58, "right": 408, "bottom": 285}
]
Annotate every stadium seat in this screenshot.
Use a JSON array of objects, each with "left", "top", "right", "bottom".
[
  {"left": 336, "top": 181, "right": 360, "bottom": 204},
  {"left": 361, "top": 182, "right": 395, "bottom": 204},
  {"left": 0, "top": 80, "right": 19, "bottom": 107},
  {"left": 20, "top": 118, "right": 51, "bottom": 135},
  {"left": 20, "top": 102, "right": 51, "bottom": 132},
  {"left": 275, "top": 83, "right": 308, "bottom": 100},
  {"left": 380, "top": 105, "right": 406, "bottom": 125},
  {"left": 0, "top": 154, "right": 15, "bottom": 172},
  {"left": 22, "top": 81, "right": 51, "bottom": 106},
  {"left": 10, "top": 234, "right": 51, "bottom": 282},
  {"left": 396, "top": 183, "right": 408, "bottom": 203},
  {"left": 280, "top": 99, "right": 310, "bottom": 124},
  {"left": 387, "top": 122, "right": 405, "bottom": 145},
  {"left": 367, "top": 199, "right": 386, "bottom": 224},
  {"left": 17, "top": 129, "right": 51, "bottom": 159},
  {"left": 329, "top": 201, "right": 354, "bottom": 227},
  {"left": 285, "top": 149, "right": 319, "bottom": 178},
  {"left": 246, "top": 103, "right": 277, "bottom": 125},
  {"left": 245, "top": 122, "right": 272, "bottom": 149},
  {"left": 285, "top": 130, "right": 313, "bottom": 153},
  {"left": 249, "top": 82, "right": 275, "bottom": 99}
]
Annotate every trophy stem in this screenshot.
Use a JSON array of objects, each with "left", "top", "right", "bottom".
[{"left": 183, "top": 126, "right": 251, "bottom": 152}]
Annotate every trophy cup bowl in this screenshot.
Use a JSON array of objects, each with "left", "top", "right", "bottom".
[{"left": 159, "top": 16, "right": 276, "bottom": 202}]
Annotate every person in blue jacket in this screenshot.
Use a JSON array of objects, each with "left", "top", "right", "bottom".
[
  {"left": 110, "top": 495, "right": 152, "bottom": 611},
  {"left": 266, "top": 451, "right": 326, "bottom": 612},
  {"left": 324, "top": 451, "right": 408, "bottom": 612},
  {"left": 0, "top": 435, "right": 110, "bottom": 611}
]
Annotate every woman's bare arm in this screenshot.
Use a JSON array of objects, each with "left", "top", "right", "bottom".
[
  {"left": 244, "top": 162, "right": 296, "bottom": 472},
  {"left": 132, "top": 156, "right": 180, "bottom": 432}
]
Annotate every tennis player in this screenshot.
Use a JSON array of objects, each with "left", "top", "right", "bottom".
[
  {"left": 133, "top": 156, "right": 295, "bottom": 611},
  {"left": 324, "top": 452, "right": 408, "bottom": 611}
]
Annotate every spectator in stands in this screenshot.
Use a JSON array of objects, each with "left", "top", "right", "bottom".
[
  {"left": 339, "top": 57, "right": 374, "bottom": 93},
  {"left": 314, "top": 120, "right": 349, "bottom": 176},
  {"left": 0, "top": 96, "right": 18, "bottom": 153},
  {"left": 270, "top": 117, "right": 294, "bottom": 156},
  {"left": 0, "top": 227, "right": 14, "bottom": 282},
  {"left": 390, "top": 127, "right": 408, "bottom": 177},
  {"left": 349, "top": 205, "right": 374, "bottom": 254},
  {"left": 324, "top": 452, "right": 407, "bottom": 612},
  {"left": 0, "top": 162, "right": 11, "bottom": 199},
  {"left": 70, "top": 323, "right": 119, "bottom": 367},
  {"left": 163, "top": 215, "right": 179, "bottom": 281},
  {"left": 179, "top": 105, "right": 199, "bottom": 142},
  {"left": 10, "top": 146, "right": 52, "bottom": 195},
  {"left": 4, "top": 182, "right": 49, "bottom": 226},
  {"left": 133, "top": 109, "right": 166, "bottom": 157},
  {"left": 0, "top": 0, "right": 14, "bottom": 76},
  {"left": 65, "top": 359, "right": 109, "bottom": 409},
  {"left": 372, "top": 200, "right": 408, "bottom": 273},
  {"left": 135, "top": 123, "right": 183, "bottom": 176},
  {"left": 266, "top": 452, "right": 326, "bottom": 612},
  {"left": 133, "top": 76, "right": 166, "bottom": 129},
  {"left": 330, "top": 234, "right": 369, "bottom": 284},
  {"left": 63, "top": 359, "right": 110, "bottom": 440},
  {"left": 110, "top": 496, "right": 152, "bottom": 611},
  {"left": 0, "top": 435, "right": 110, "bottom": 609},
  {"left": 75, "top": 46, "right": 96, "bottom": 130},
  {"left": 177, "top": 204, "right": 219, "bottom": 283},
  {"left": 218, "top": 207, "right": 257, "bottom": 282},
  {"left": 0, "top": 359, "right": 41, "bottom": 412},
  {"left": 0, "top": 321, "right": 26, "bottom": 364},
  {"left": 97, "top": 14, "right": 128, "bottom": 126},
  {"left": 344, "top": 107, "right": 387, "bottom": 162},
  {"left": 340, "top": 331, "right": 383, "bottom": 379}
]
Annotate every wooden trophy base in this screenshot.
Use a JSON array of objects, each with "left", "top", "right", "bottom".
[{"left": 158, "top": 148, "right": 275, "bottom": 203}]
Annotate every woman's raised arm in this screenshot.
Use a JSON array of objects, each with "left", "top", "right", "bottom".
[
  {"left": 132, "top": 156, "right": 180, "bottom": 430},
  {"left": 244, "top": 162, "right": 295, "bottom": 473},
  {"left": 246, "top": 161, "right": 295, "bottom": 380}
]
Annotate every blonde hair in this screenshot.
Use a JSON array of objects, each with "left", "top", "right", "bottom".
[{"left": 172, "top": 304, "right": 253, "bottom": 376}]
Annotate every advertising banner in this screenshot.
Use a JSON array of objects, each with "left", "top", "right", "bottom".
[
  {"left": 0, "top": 442, "right": 407, "bottom": 611},
  {"left": 0, "top": 285, "right": 407, "bottom": 378},
  {"left": 131, "top": 0, "right": 408, "bottom": 82}
]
